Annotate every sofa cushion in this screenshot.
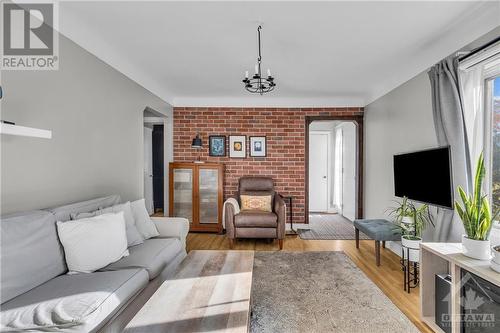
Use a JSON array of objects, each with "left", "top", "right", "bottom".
[
  {"left": 97, "top": 202, "right": 144, "bottom": 247},
  {"left": 46, "top": 195, "right": 121, "bottom": 222},
  {"left": 234, "top": 211, "right": 277, "bottom": 228},
  {"left": 1, "top": 211, "right": 66, "bottom": 304},
  {"left": 130, "top": 199, "right": 160, "bottom": 239},
  {"left": 0, "top": 268, "right": 148, "bottom": 332},
  {"left": 100, "top": 238, "right": 183, "bottom": 280},
  {"left": 57, "top": 212, "right": 129, "bottom": 274}
]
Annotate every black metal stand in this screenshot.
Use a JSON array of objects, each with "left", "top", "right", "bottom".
[
  {"left": 283, "top": 196, "right": 295, "bottom": 235},
  {"left": 401, "top": 245, "right": 419, "bottom": 293}
]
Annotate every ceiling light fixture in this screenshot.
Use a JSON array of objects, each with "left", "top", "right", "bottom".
[{"left": 242, "top": 25, "right": 276, "bottom": 95}]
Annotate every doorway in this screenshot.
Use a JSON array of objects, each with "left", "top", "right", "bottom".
[
  {"left": 306, "top": 116, "right": 363, "bottom": 224},
  {"left": 143, "top": 108, "right": 168, "bottom": 215},
  {"left": 308, "top": 130, "right": 332, "bottom": 213}
]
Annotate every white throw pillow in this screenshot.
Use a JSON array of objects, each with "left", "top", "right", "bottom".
[
  {"left": 98, "top": 202, "right": 144, "bottom": 246},
  {"left": 130, "top": 199, "right": 159, "bottom": 239},
  {"left": 56, "top": 212, "right": 129, "bottom": 274}
]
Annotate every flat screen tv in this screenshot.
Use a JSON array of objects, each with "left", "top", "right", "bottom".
[{"left": 394, "top": 146, "right": 453, "bottom": 209}]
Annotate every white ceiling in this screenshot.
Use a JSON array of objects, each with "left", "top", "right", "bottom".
[{"left": 58, "top": 1, "right": 500, "bottom": 107}]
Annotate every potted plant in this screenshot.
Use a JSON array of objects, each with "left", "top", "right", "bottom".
[
  {"left": 455, "top": 153, "right": 499, "bottom": 260},
  {"left": 388, "top": 197, "right": 434, "bottom": 262}
]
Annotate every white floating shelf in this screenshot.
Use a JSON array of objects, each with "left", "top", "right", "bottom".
[{"left": 0, "top": 123, "right": 52, "bottom": 139}]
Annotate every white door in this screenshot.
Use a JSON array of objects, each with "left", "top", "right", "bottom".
[
  {"left": 143, "top": 127, "right": 154, "bottom": 215},
  {"left": 341, "top": 123, "right": 357, "bottom": 221},
  {"left": 309, "top": 132, "right": 329, "bottom": 212},
  {"left": 333, "top": 128, "right": 343, "bottom": 213}
]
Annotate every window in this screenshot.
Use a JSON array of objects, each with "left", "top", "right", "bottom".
[
  {"left": 490, "top": 76, "right": 500, "bottom": 216},
  {"left": 459, "top": 46, "right": 500, "bottom": 225}
]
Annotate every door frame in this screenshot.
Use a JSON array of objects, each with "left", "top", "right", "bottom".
[
  {"left": 308, "top": 130, "right": 333, "bottom": 213},
  {"left": 143, "top": 107, "right": 169, "bottom": 215},
  {"left": 305, "top": 115, "right": 364, "bottom": 224}
]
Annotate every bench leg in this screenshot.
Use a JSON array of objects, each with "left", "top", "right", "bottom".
[
  {"left": 355, "top": 228, "right": 360, "bottom": 249},
  {"left": 382, "top": 241, "right": 386, "bottom": 248},
  {"left": 375, "top": 241, "right": 381, "bottom": 266}
]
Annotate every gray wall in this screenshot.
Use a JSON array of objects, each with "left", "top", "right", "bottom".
[
  {"left": 364, "top": 72, "right": 438, "bottom": 220},
  {"left": 1, "top": 33, "right": 172, "bottom": 214},
  {"left": 364, "top": 72, "right": 438, "bottom": 253}
]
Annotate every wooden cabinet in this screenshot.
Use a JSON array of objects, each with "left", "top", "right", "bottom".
[{"left": 169, "top": 162, "right": 224, "bottom": 233}]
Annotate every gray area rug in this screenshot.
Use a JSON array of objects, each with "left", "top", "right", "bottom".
[
  {"left": 250, "top": 251, "right": 419, "bottom": 333},
  {"left": 298, "top": 214, "right": 371, "bottom": 240}
]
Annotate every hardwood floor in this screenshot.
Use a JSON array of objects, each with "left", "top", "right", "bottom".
[{"left": 186, "top": 233, "right": 433, "bottom": 333}]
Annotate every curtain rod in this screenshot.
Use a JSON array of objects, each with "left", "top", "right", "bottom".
[{"left": 459, "top": 36, "right": 500, "bottom": 62}]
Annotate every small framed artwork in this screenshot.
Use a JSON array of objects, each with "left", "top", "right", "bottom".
[
  {"left": 229, "top": 135, "right": 246, "bottom": 158},
  {"left": 250, "top": 136, "right": 266, "bottom": 157},
  {"left": 209, "top": 135, "right": 226, "bottom": 157}
]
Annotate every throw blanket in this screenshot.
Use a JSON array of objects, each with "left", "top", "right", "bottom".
[{"left": 222, "top": 198, "right": 240, "bottom": 229}]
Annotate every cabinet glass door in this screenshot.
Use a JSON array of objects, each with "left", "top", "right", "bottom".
[
  {"left": 173, "top": 168, "right": 193, "bottom": 223},
  {"left": 198, "top": 168, "right": 219, "bottom": 224}
]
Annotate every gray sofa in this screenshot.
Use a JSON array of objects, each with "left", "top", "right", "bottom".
[{"left": 0, "top": 195, "right": 189, "bottom": 332}]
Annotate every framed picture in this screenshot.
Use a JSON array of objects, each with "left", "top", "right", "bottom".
[
  {"left": 229, "top": 135, "right": 246, "bottom": 158},
  {"left": 250, "top": 136, "right": 266, "bottom": 157},
  {"left": 209, "top": 135, "right": 226, "bottom": 157}
]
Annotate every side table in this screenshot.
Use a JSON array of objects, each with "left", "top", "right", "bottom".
[{"left": 282, "top": 196, "right": 295, "bottom": 234}]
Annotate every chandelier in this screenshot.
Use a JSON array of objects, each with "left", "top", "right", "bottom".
[{"left": 242, "top": 25, "right": 276, "bottom": 95}]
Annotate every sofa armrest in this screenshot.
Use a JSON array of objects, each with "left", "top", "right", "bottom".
[{"left": 152, "top": 217, "right": 189, "bottom": 249}]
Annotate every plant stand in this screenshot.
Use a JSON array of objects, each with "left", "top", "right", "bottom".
[{"left": 401, "top": 245, "right": 419, "bottom": 293}]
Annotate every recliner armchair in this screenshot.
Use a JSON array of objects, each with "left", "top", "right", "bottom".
[{"left": 225, "top": 176, "right": 286, "bottom": 249}]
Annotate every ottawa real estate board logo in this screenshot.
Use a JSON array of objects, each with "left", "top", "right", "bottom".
[{"left": 1, "top": 1, "right": 59, "bottom": 70}]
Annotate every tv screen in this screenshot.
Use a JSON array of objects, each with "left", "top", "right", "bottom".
[{"left": 394, "top": 147, "right": 453, "bottom": 208}]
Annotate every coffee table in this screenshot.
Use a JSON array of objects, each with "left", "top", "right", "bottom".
[{"left": 124, "top": 250, "right": 254, "bottom": 333}]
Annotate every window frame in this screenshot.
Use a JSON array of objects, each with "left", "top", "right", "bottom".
[{"left": 483, "top": 71, "right": 500, "bottom": 223}]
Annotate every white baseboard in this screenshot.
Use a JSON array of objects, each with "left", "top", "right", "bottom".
[{"left": 287, "top": 223, "right": 311, "bottom": 231}]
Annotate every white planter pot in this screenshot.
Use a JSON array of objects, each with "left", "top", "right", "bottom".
[
  {"left": 462, "top": 235, "right": 491, "bottom": 260},
  {"left": 402, "top": 236, "right": 421, "bottom": 262},
  {"left": 491, "top": 245, "right": 500, "bottom": 265}
]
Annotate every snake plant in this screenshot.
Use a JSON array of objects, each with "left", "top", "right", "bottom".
[
  {"left": 387, "top": 196, "right": 434, "bottom": 239},
  {"left": 455, "top": 153, "right": 499, "bottom": 241}
]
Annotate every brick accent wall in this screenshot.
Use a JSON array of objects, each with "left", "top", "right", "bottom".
[{"left": 173, "top": 107, "right": 364, "bottom": 224}]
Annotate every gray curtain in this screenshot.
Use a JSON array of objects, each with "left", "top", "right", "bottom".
[{"left": 428, "top": 55, "right": 471, "bottom": 242}]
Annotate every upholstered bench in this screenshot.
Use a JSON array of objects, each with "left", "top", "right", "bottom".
[{"left": 353, "top": 219, "right": 401, "bottom": 266}]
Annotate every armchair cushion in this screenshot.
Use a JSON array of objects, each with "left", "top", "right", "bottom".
[
  {"left": 238, "top": 177, "right": 275, "bottom": 204},
  {"left": 234, "top": 211, "right": 277, "bottom": 228}
]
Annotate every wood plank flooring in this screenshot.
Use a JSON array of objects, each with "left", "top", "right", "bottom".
[{"left": 186, "top": 233, "right": 433, "bottom": 333}]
